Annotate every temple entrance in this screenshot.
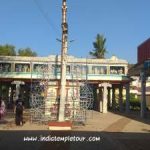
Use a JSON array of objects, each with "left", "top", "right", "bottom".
[
  {"left": 0, "top": 81, "right": 31, "bottom": 109},
  {"left": 92, "top": 82, "right": 130, "bottom": 113}
]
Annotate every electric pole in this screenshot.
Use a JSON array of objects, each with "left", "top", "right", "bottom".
[{"left": 59, "top": 0, "right": 68, "bottom": 121}]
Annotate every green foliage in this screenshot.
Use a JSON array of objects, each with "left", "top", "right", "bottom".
[
  {"left": 123, "top": 94, "right": 149, "bottom": 111},
  {"left": 0, "top": 44, "right": 16, "bottom": 56},
  {"left": 0, "top": 44, "right": 37, "bottom": 57},
  {"left": 89, "top": 34, "right": 107, "bottom": 58},
  {"left": 129, "top": 93, "right": 140, "bottom": 110},
  {"left": 18, "top": 48, "right": 37, "bottom": 57}
]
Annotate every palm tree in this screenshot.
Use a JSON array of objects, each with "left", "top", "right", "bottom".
[{"left": 89, "top": 34, "right": 107, "bottom": 58}]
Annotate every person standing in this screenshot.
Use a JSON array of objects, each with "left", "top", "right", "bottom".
[{"left": 14, "top": 94, "right": 24, "bottom": 126}]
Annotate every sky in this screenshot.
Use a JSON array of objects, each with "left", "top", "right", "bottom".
[{"left": 0, "top": 0, "right": 150, "bottom": 64}]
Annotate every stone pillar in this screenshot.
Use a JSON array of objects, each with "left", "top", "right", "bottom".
[
  {"left": 125, "top": 66, "right": 128, "bottom": 75},
  {"left": 99, "top": 88, "right": 103, "bottom": 113},
  {"left": 11, "top": 63, "right": 15, "bottom": 72},
  {"left": 119, "top": 85, "right": 123, "bottom": 112},
  {"left": 16, "top": 84, "right": 20, "bottom": 100},
  {"left": 99, "top": 83, "right": 112, "bottom": 113},
  {"left": 140, "top": 71, "right": 147, "bottom": 118},
  {"left": 125, "top": 83, "right": 130, "bottom": 113},
  {"left": 103, "top": 85, "right": 107, "bottom": 113},
  {"left": 110, "top": 89, "right": 112, "bottom": 107},
  {"left": 8, "top": 87, "right": 11, "bottom": 103},
  {"left": 11, "top": 81, "right": 25, "bottom": 101},
  {"left": 93, "top": 86, "right": 97, "bottom": 111},
  {"left": 96, "top": 88, "right": 100, "bottom": 111},
  {"left": 107, "top": 66, "right": 110, "bottom": 74},
  {"left": 112, "top": 86, "right": 116, "bottom": 110},
  {"left": 107, "top": 88, "right": 111, "bottom": 109}
]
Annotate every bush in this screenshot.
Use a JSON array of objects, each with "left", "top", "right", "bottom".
[{"left": 129, "top": 94, "right": 140, "bottom": 110}]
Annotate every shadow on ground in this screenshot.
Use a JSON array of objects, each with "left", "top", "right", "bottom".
[
  {"left": 109, "top": 110, "right": 150, "bottom": 125},
  {"left": 0, "top": 130, "right": 150, "bottom": 150}
]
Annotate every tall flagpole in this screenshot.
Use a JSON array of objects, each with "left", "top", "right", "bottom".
[{"left": 59, "top": 0, "right": 68, "bottom": 121}]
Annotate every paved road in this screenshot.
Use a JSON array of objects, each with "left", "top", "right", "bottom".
[{"left": 0, "top": 110, "right": 150, "bottom": 150}]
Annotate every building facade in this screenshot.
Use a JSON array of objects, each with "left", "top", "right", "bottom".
[
  {"left": 138, "top": 38, "right": 150, "bottom": 64},
  {"left": 129, "top": 38, "right": 150, "bottom": 118},
  {"left": 0, "top": 55, "right": 130, "bottom": 120}
]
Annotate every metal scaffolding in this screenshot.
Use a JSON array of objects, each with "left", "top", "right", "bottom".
[
  {"left": 29, "top": 63, "right": 94, "bottom": 124},
  {"left": 30, "top": 64, "right": 52, "bottom": 123}
]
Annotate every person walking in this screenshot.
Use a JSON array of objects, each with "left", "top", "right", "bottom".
[{"left": 14, "top": 94, "right": 24, "bottom": 126}]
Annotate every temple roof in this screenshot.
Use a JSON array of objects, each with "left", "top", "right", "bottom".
[{"left": 0, "top": 55, "right": 128, "bottom": 65}]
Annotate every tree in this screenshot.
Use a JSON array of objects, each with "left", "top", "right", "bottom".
[
  {"left": 0, "top": 44, "right": 16, "bottom": 56},
  {"left": 18, "top": 48, "right": 37, "bottom": 57},
  {"left": 89, "top": 34, "right": 107, "bottom": 58}
]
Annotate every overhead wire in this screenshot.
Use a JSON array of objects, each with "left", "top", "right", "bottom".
[
  {"left": 32, "top": 0, "right": 75, "bottom": 52},
  {"left": 32, "top": 0, "right": 60, "bottom": 36}
]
